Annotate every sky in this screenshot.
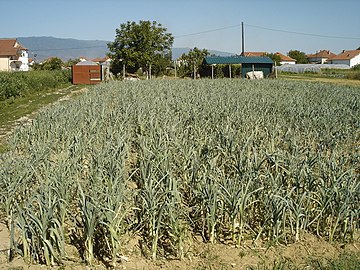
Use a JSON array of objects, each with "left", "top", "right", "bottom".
[{"left": 1, "top": 0, "right": 359, "bottom": 55}]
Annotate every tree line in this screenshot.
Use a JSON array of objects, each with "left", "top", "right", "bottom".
[{"left": 32, "top": 21, "right": 360, "bottom": 76}]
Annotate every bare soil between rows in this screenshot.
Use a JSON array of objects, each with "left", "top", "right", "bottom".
[{"left": 1, "top": 222, "right": 359, "bottom": 270}]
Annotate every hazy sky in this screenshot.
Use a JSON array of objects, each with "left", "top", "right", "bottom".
[{"left": 1, "top": 0, "right": 359, "bottom": 54}]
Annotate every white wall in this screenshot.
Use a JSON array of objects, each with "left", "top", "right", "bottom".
[
  {"left": 280, "top": 61, "right": 295, "bottom": 65},
  {"left": 331, "top": 59, "right": 351, "bottom": 66},
  {"left": 350, "top": 54, "right": 360, "bottom": 67},
  {"left": 308, "top": 57, "right": 328, "bottom": 64},
  {"left": 0, "top": 57, "right": 10, "bottom": 71},
  {"left": 18, "top": 50, "right": 29, "bottom": 71}
]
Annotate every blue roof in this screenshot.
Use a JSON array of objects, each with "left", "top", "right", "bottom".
[{"left": 204, "top": 56, "right": 273, "bottom": 65}]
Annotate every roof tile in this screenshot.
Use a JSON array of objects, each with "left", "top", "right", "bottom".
[
  {"left": 0, "top": 38, "right": 27, "bottom": 57},
  {"left": 331, "top": 50, "right": 360, "bottom": 60}
]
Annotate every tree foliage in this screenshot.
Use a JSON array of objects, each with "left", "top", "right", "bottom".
[
  {"left": 288, "top": 50, "right": 308, "bottom": 64},
  {"left": 64, "top": 58, "right": 81, "bottom": 67},
  {"left": 108, "top": 20, "right": 174, "bottom": 77},
  {"left": 178, "top": 47, "right": 209, "bottom": 78},
  {"left": 34, "top": 57, "right": 64, "bottom": 71},
  {"left": 265, "top": 53, "right": 282, "bottom": 66}
]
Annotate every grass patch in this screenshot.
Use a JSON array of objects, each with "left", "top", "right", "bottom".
[
  {"left": 0, "top": 143, "right": 9, "bottom": 154},
  {"left": 279, "top": 73, "right": 360, "bottom": 86},
  {"left": 0, "top": 85, "right": 84, "bottom": 151},
  {"left": 319, "top": 252, "right": 360, "bottom": 270},
  {"left": 248, "top": 252, "right": 360, "bottom": 270}
]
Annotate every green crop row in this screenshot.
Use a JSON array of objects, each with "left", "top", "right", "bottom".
[
  {"left": 0, "top": 79, "right": 359, "bottom": 266},
  {"left": 0, "top": 70, "right": 71, "bottom": 101}
]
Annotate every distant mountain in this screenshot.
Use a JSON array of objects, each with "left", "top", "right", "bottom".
[
  {"left": 18, "top": 36, "right": 109, "bottom": 61},
  {"left": 17, "top": 36, "right": 235, "bottom": 62},
  {"left": 172, "top": 48, "right": 235, "bottom": 60}
]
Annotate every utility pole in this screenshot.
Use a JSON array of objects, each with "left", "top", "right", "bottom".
[
  {"left": 241, "top": 22, "right": 245, "bottom": 56},
  {"left": 174, "top": 60, "right": 177, "bottom": 78}
]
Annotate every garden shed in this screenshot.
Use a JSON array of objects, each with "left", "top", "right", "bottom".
[
  {"left": 72, "top": 61, "right": 102, "bottom": 85},
  {"left": 203, "top": 56, "right": 274, "bottom": 78}
]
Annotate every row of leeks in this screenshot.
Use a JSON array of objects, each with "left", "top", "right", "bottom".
[{"left": 0, "top": 79, "right": 359, "bottom": 266}]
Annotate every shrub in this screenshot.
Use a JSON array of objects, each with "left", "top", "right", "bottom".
[{"left": 0, "top": 70, "right": 71, "bottom": 101}]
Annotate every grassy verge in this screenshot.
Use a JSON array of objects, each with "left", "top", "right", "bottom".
[
  {"left": 278, "top": 68, "right": 360, "bottom": 86},
  {"left": 279, "top": 73, "right": 360, "bottom": 86},
  {"left": 250, "top": 252, "right": 360, "bottom": 270},
  {"left": 0, "top": 85, "right": 84, "bottom": 153}
]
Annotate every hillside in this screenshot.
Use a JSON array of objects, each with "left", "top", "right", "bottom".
[
  {"left": 172, "top": 47, "right": 235, "bottom": 59},
  {"left": 17, "top": 36, "right": 234, "bottom": 61},
  {"left": 18, "top": 36, "right": 109, "bottom": 61}
]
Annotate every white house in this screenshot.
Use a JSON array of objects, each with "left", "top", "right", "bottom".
[
  {"left": 79, "top": 56, "right": 89, "bottom": 62},
  {"left": 0, "top": 38, "right": 29, "bottom": 71},
  {"left": 92, "top": 56, "right": 111, "bottom": 67},
  {"left": 330, "top": 50, "right": 360, "bottom": 67},
  {"left": 307, "top": 50, "right": 336, "bottom": 64},
  {"left": 275, "top": 52, "right": 296, "bottom": 65}
]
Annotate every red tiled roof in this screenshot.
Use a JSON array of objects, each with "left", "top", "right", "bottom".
[
  {"left": 243, "top": 52, "right": 266, "bottom": 57},
  {"left": 0, "top": 38, "right": 27, "bottom": 56},
  {"left": 307, "top": 50, "right": 336, "bottom": 59},
  {"left": 331, "top": 50, "right": 360, "bottom": 60},
  {"left": 92, "top": 56, "right": 111, "bottom": 62},
  {"left": 275, "top": 52, "right": 296, "bottom": 62}
]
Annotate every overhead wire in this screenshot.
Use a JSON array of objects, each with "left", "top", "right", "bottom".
[
  {"left": 30, "top": 45, "right": 107, "bottom": 52},
  {"left": 28, "top": 22, "right": 360, "bottom": 53},
  {"left": 174, "top": 24, "right": 240, "bottom": 38},
  {"left": 244, "top": 23, "right": 360, "bottom": 40}
]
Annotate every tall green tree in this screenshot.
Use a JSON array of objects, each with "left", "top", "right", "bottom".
[
  {"left": 265, "top": 53, "right": 282, "bottom": 66},
  {"left": 34, "top": 57, "right": 63, "bottom": 70},
  {"left": 108, "top": 20, "right": 174, "bottom": 78},
  {"left": 64, "top": 58, "right": 81, "bottom": 67},
  {"left": 178, "top": 47, "right": 209, "bottom": 78},
  {"left": 288, "top": 50, "right": 309, "bottom": 64}
]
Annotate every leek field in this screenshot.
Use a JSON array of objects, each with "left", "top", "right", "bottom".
[{"left": 0, "top": 79, "right": 359, "bottom": 267}]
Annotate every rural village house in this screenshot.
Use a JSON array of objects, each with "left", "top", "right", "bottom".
[
  {"left": 0, "top": 38, "right": 29, "bottom": 71},
  {"left": 274, "top": 52, "right": 296, "bottom": 65},
  {"left": 242, "top": 52, "right": 266, "bottom": 57},
  {"left": 307, "top": 50, "right": 336, "bottom": 64},
  {"left": 243, "top": 52, "right": 296, "bottom": 65},
  {"left": 92, "top": 56, "right": 111, "bottom": 67},
  {"left": 329, "top": 50, "right": 360, "bottom": 67},
  {"left": 79, "top": 56, "right": 89, "bottom": 62}
]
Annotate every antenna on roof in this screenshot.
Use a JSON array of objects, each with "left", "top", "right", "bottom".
[{"left": 241, "top": 22, "right": 245, "bottom": 56}]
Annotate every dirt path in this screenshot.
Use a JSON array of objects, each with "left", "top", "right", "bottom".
[{"left": 0, "top": 86, "right": 88, "bottom": 145}]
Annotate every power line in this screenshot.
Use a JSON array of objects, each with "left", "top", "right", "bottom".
[
  {"left": 31, "top": 45, "right": 108, "bottom": 52},
  {"left": 174, "top": 22, "right": 360, "bottom": 40},
  {"left": 245, "top": 23, "right": 360, "bottom": 40},
  {"left": 28, "top": 22, "right": 360, "bottom": 53},
  {"left": 174, "top": 24, "right": 240, "bottom": 38}
]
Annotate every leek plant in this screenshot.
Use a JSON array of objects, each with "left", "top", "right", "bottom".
[{"left": 0, "top": 79, "right": 358, "bottom": 265}]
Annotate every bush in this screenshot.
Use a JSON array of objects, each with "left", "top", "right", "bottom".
[
  {"left": 352, "top": 64, "right": 360, "bottom": 71},
  {"left": 0, "top": 70, "right": 71, "bottom": 101},
  {"left": 346, "top": 72, "right": 360, "bottom": 80}
]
